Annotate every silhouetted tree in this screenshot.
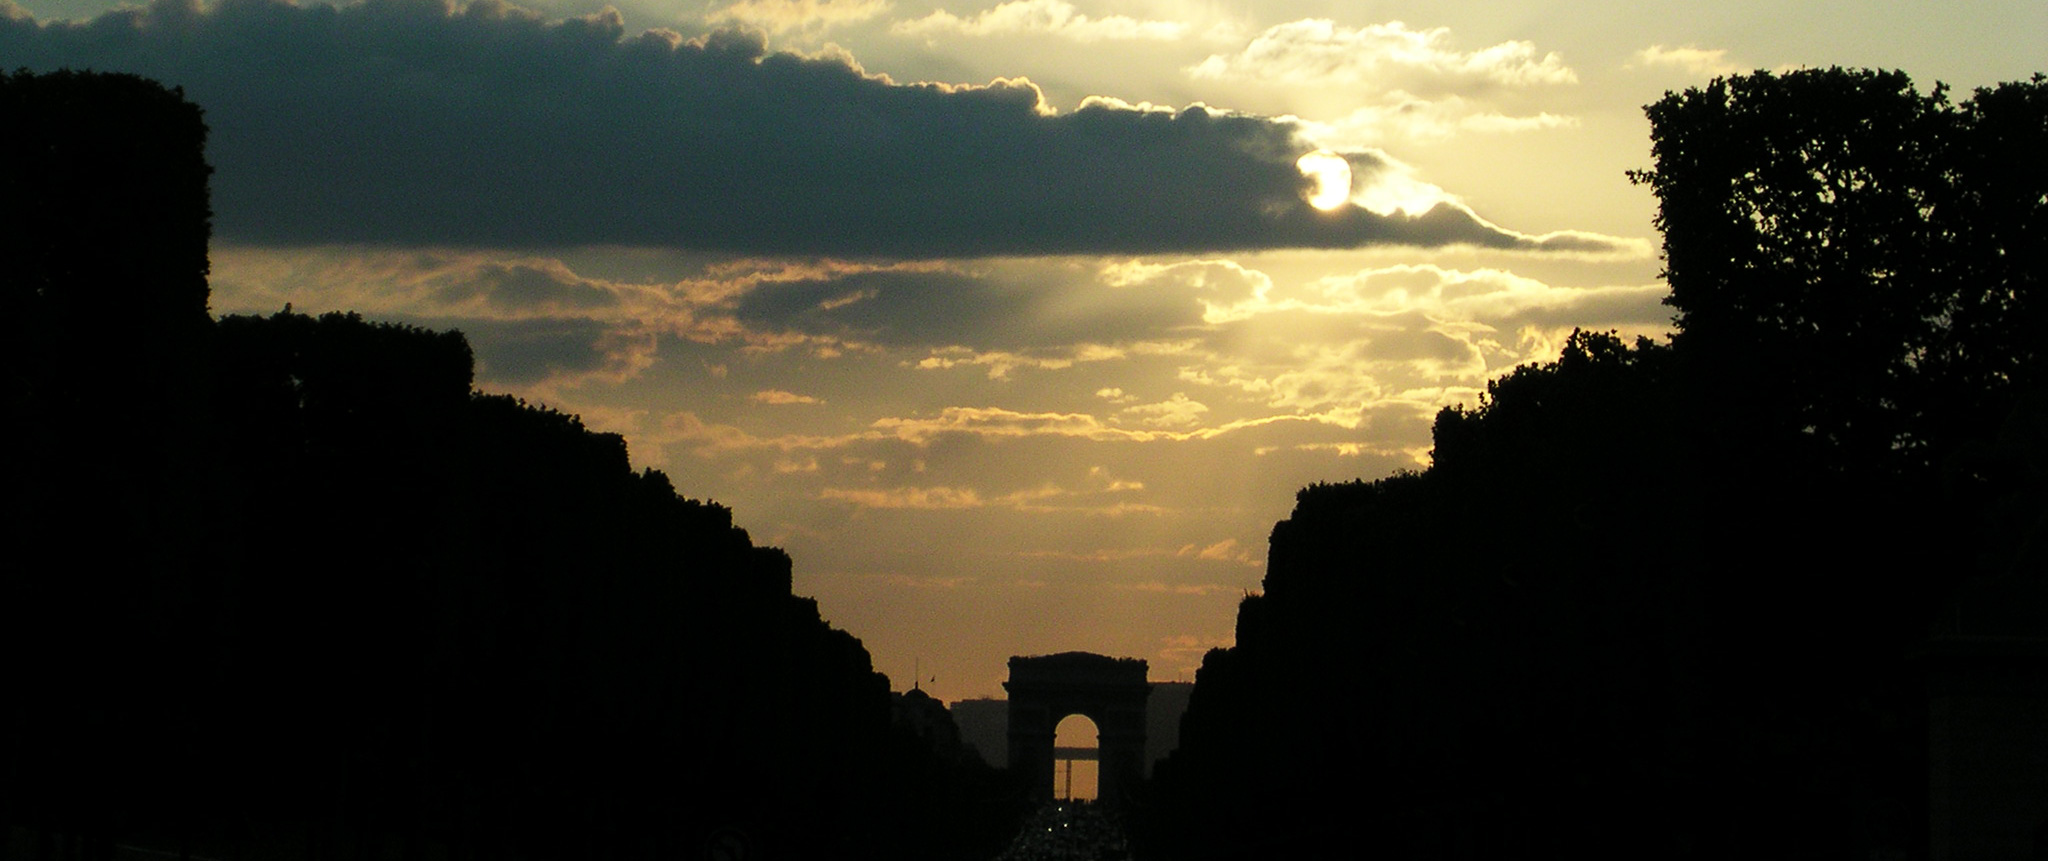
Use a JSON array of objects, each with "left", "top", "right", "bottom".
[
  {"left": 1630, "top": 68, "right": 2047, "bottom": 473},
  {"left": 2, "top": 69, "right": 214, "bottom": 861},
  {"left": 2, "top": 70, "right": 1021, "bottom": 861},
  {"left": 1144, "top": 68, "right": 2046, "bottom": 861}
]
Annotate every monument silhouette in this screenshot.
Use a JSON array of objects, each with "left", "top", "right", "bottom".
[{"left": 1003, "top": 653, "right": 1152, "bottom": 803}]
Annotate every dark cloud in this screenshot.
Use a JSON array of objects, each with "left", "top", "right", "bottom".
[
  {"left": 0, "top": 0, "right": 1632, "bottom": 256},
  {"left": 428, "top": 315, "right": 622, "bottom": 384}
]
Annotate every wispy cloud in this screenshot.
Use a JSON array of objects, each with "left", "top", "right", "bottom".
[
  {"left": 1157, "top": 633, "right": 1234, "bottom": 678},
  {"left": 819, "top": 485, "right": 1001, "bottom": 509},
  {"left": 895, "top": 0, "right": 1195, "bottom": 42},
  {"left": 752, "top": 389, "right": 826, "bottom": 404},
  {"left": 818, "top": 476, "right": 1150, "bottom": 512},
  {"left": 707, "top": 0, "right": 893, "bottom": 34},
  {"left": 1300, "top": 95, "right": 1578, "bottom": 145},
  {"left": 860, "top": 573, "right": 979, "bottom": 589},
  {"left": 1191, "top": 20, "right": 1577, "bottom": 91},
  {"left": 1121, "top": 393, "right": 1211, "bottom": 428},
  {"left": 1122, "top": 581, "right": 1238, "bottom": 595},
  {"left": 1631, "top": 44, "right": 1743, "bottom": 78}
]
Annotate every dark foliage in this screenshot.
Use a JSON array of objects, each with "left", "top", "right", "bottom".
[
  {"left": 1, "top": 69, "right": 1023, "bottom": 861},
  {"left": 1142, "top": 68, "right": 2047, "bottom": 860}
]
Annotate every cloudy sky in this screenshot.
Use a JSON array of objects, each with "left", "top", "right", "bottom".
[{"left": 6, "top": 0, "right": 2040, "bottom": 701}]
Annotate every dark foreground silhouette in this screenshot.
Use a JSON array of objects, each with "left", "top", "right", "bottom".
[
  {"left": 997, "top": 802, "right": 1131, "bottom": 861},
  {"left": 0, "top": 69, "right": 1023, "bottom": 861},
  {"left": 1140, "top": 68, "right": 2048, "bottom": 861},
  {"left": 9, "top": 62, "right": 2043, "bottom": 861}
]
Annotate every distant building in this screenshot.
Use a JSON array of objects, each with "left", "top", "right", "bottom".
[
  {"left": 950, "top": 680, "right": 1195, "bottom": 780},
  {"left": 891, "top": 687, "right": 971, "bottom": 765},
  {"left": 951, "top": 697, "right": 1009, "bottom": 768}
]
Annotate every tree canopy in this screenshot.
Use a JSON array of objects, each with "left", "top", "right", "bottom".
[
  {"left": 1631, "top": 68, "right": 2047, "bottom": 473},
  {"left": 1145, "top": 67, "right": 2047, "bottom": 861},
  {"left": 2, "top": 69, "right": 1021, "bottom": 861}
]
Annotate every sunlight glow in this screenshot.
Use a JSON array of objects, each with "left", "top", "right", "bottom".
[
  {"left": 1354, "top": 170, "right": 1452, "bottom": 217},
  {"left": 1295, "top": 149, "right": 1352, "bottom": 211}
]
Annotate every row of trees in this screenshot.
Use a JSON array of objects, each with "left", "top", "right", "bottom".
[
  {"left": 1141, "top": 68, "right": 2046, "bottom": 860},
  {"left": 1, "top": 70, "right": 1022, "bottom": 860}
]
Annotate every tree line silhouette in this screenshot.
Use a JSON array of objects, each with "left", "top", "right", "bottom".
[
  {"left": 1142, "top": 68, "right": 2047, "bottom": 860},
  {"left": 8, "top": 61, "right": 2042, "bottom": 861},
  {"left": 1, "top": 69, "right": 1021, "bottom": 861}
]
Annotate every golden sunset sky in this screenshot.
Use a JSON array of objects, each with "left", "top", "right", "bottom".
[{"left": 6, "top": 0, "right": 2040, "bottom": 701}]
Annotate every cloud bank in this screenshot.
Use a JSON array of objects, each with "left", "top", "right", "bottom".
[
  {"left": 0, "top": 0, "right": 1632, "bottom": 256},
  {"left": 211, "top": 247, "right": 1672, "bottom": 417}
]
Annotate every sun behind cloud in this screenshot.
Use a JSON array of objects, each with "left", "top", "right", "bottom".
[{"left": 1295, "top": 149, "right": 1352, "bottom": 211}]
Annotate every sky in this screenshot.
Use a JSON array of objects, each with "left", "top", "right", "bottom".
[{"left": 5, "top": 0, "right": 2041, "bottom": 703}]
